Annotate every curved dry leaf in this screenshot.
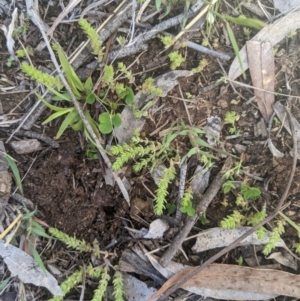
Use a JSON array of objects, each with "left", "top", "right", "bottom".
[
  {"left": 228, "top": 11, "right": 300, "bottom": 80},
  {"left": 190, "top": 165, "right": 210, "bottom": 197},
  {"left": 123, "top": 274, "right": 158, "bottom": 301},
  {"left": 1, "top": 7, "right": 18, "bottom": 55},
  {"left": 146, "top": 255, "right": 276, "bottom": 300},
  {"left": 144, "top": 219, "right": 169, "bottom": 239},
  {"left": 267, "top": 251, "right": 298, "bottom": 271},
  {"left": 191, "top": 227, "right": 286, "bottom": 253},
  {"left": 0, "top": 240, "right": 62, "bottom": 296},
  {"left": 147, "top": 263, "right": 300, "bottom": 301},
  {"left": 267, "top": 138, "right": 284, "bottom": 158}
]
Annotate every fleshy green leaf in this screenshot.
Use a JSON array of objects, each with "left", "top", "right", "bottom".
[
  {"left": 125, "top": 87, "right": 134, "bottom": 105},
  {"left": 84, "top": 76, "right": 93, "bottom": 94},
  {"left": 71, "top": 119, "right": 83, "bottom": 131},
  {"left": 99, "top": 122, "right": 113, "bottom": 134},
  {"left": 99, "top": 112, "right": 110, "bottom": 123},
  {"left": 86, "top": 93, "right": 96, "bottom": 104},
  {"left": 187, "top": 207, "right": 195, "bottom": 216},
  {"left": 112, "top": 114, "right": 122, "bottom": 127}
]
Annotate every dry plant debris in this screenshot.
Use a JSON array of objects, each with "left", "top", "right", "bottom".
[{"left": 1, "top": 0, "right": 300, "bottom": 300}]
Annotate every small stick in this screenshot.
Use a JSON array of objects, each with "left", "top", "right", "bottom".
[
  {"left": 160, "top": 157, "right": 233, "bottom": 267},
  {"left": 0, "top": 213, "right": 22, "bottom": 240},
  {"left": 6, "top": 129, "right": 59, "bottom": 148},
  {"left": 175, "top": 163, "right": 187, "bottom": 220},
  {"left": 154, "top": 108, "right": 298, "bottom": 301}
]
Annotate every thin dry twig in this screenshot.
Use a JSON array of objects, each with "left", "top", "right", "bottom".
[
  {"left": 154, "top": 107, "right": 298, "bottom": 301},
  {"left": 47, "top": 0, "right": 83, "bottom": 36}
]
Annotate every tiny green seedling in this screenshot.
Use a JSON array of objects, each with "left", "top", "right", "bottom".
[
  {"left": 221, "top": 210, "right": 245, "bottom": 229},
  {"left": 160, "top": 35, "right": 175, "bottom": 47},
  {"left": 6, "top": 55, "right": 16, "bottom": 67},
  {"left": 48, "top": 227, "right": 125, "bottom": 301},
  {"left": 192, "top": 59, "right": 208, "bottom": 74},
  {"left": 240, "top": 184, "right": 261, "bottom": 200},
  {"left": 199, "top": 213, "right": 207, "bottom": 225},
  {"left": 243, "top": 27, "right": 252, "bottom": 40},
  {"left": 222, "top": 180, "right": 236, "bottom": 194},
  {"left": 166, "top": 203, "right": 177, "bottom": 214},
  {"left": 16, "top": 47, "right": 33, "bottom": 58},
  {"left": 168, "top": 51, "right": 185, "bottom": 70},
  {"left": 236, "top": 256, "right": 243, "bottom": 266},
  {"left": 180, "top": 187, "right": 195, "bottom": 216},
  {"left": 86, "top": 143, "right": 99, "bottom": 159},
  {"left": 98, "top": 112, "right": 122, "bottom": 134},
  {"left": 224, "top": 111, "right": 240, "bottom": 135}
]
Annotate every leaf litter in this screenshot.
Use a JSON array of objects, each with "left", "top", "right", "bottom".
[{"left": 1, "top": 1, "right": 298, "bottom": 300}]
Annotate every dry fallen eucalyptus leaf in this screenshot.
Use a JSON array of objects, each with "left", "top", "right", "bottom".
[
  {"left": 147, "top": 263, "right": 300, "bottom": 301},
  {"left": 0, "top": 240, "right": 62, "bottom": 296},
  {"left": 247, "top": 41, "right": 275, "bottom": 122},
  {"left": 191, "top": 227, "right": 286, "bottom": 253},
  {"left": 146, "top": 254, "right": 276, "bottom": 300},
  {"left": 228, "top": 11, "right": 300, "bottom": 80}
]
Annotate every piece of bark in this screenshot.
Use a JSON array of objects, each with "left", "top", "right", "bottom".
[
  {"left": 10, "top": 139, "right": 42, "bottom": 154},
  {"left": 247, "top": 41, "right": 275, "bottom": 122}
]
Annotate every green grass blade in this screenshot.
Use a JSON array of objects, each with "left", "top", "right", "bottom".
[
  {"left": 278, "top": 211, "right": 300, "bottom": 233},
  {"left": 56, "top": 109, "right": 78, "bottom": 139},
  {"left": 31, "top": 221, "right": 51, "bottom": 239},
  {"left": 156, "top": 0, "right": 161, "bottom": 11},
  {"left": 84, "top": 111, "right": 101, "bottom": 138},
  {"left": 223, "top": 15, "right": 265, "bottom": 29},
  {"left": 53, "top": 44, "right": 84, "bottom": 93},
  {"left": 0, "top": 278, "right": 11, "bottom": 290},
  {"left": 31, "top": 246, "right": 47, "bottom": 273},
  {"left": 47, "top": 85, "right": 72, "bottom": 101},
  {"left": 35, "top": 92, "right": 69, "bottom": 111},
  {"left": 5, "top": 153, "right": 23, "bottom": 195},
  {"left": 226, "top": 22, "right": 245, "bottom": 79},
  {"left": 42, "top": 108, "right": 74, "bottom": 124}
]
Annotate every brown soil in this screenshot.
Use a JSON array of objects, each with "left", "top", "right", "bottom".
[{"left": 1, "top": 1, "right": 300, "bottom": 300}]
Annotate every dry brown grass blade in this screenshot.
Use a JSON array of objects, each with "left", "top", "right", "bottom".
[
  {"left": 47, "top": 0, "right": 83, "bottom": 36},
  {"left": 247, "top": 41, "right": 275, "bottom": 122},
  {"left": 148, "top": 263, "right": 300, "bottom": 300}
]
